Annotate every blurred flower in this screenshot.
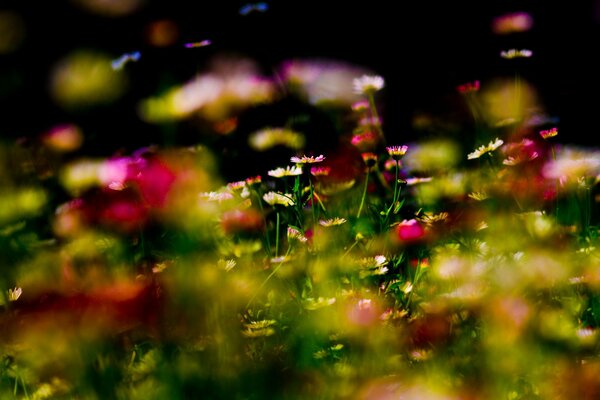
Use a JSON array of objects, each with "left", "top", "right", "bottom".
[
  {"left": 248, "top": 128, "right": 305, "bottom": 151},
  {"left": 287, "top": 226, "right": 308, "bottom": 243},
  {"left": 280, "top": 59, "right": 371, "bottom": 105},
  {"left": 406, "top": 177, "right": 433, "bottom": 185},
  {"left": 394, "top": 219, "right": 426, "bottom": 243},
  {"left": 71, "top": 0, "right": 144, "bottom": 16},
  {"left": 200, "top": 191, "right": 234, "bottom": 202},
  {"left": 245, "top": 175, "right": 262, "bottom": 186},
  {"left": 145, "top": 19, "right": 179, "bottom": 47},
  {"left": 540, "top": 127, "right": 558, "bottom": 140},
  {"left": 492, "top": 12, "right": 533, "bottom": 34},
  {"left": 353, "top": 75, "right": 385, "bottom": 94},
  {"left": 290, "top": 154, "right": 325, "bottom": 164},
  {"left": 140, "top": 58, "right": 274, "bottom": 122},
  {"left": 8, "top": 287, "right": 22, "bottom": 301},
  {"left": 263, "top": 192, "right": 295, "bottom": 207},
  {"left": 351, "top": 131, "right": 379, "bottom": 152},
  {"left": 310, "top": 166, "right": 331, "bottom": 176},
  {"left": 220, "top": 209, "right": 264, "bottom": 235},
  {"left": 500, "top": 49, "right": 533, "bottom": 59},
  {"left": 456, "top": 80, "right": 480, "bottom": 94},
  {"left": 268, "top": 165, "right": 302, "bottom": 177},
  {"left": 502, "top": 139, "right": 540, "bottom": 166},
  {"left": 543, "top": 148, "right": 600, "bottom": 183},
  {"left": 51, "top": 51, "right": 126, "bottom": 108},
  {"left": 0, "top": 187, "right": 47, "bottom": 224},
  {"left": 404, "top": 140, "right": 460, "bottom": 172},
  {"left": 352, "top": 100, "right": 369, "bottom": 112},
  {"left": 468, "top": 138, "right": 504, "bottom": 159},
  {"left": 319, "top": 217, "right": 347, "bottom": 227},
  {"left": 42, "top": 124, "right": 83, "bottom": 152}
]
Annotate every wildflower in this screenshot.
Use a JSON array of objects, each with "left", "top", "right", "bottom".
[
  {"left": 227, "top": 180, "right": 247, "bottom": 192},
  {"left": 319, "top": 217, "right": 347, "bottom": 227},
  {"left": 290, "top": 154, "right": 325, "bottom": 164},
  {"left": 263, "top": 192, "right": 295, "bottom": 207},
  {"left": 386, "top": 145, "right": 408, "bottom": 160},
  {"left": 199, "top": 191, "right": 234, "bottom": 202},
  {"left": 351, "top": 100, "right": 369, "bottom": 112},
  {"left": 43, "top": 124, "right": 83, "bottom": 152},
  {"left": 245, "top": 175, "right": 262, "bottom": 186},
  {"left": 467, "top": 138, "right": 504, "bottom": 159},
  {"left": 220, "top": 209, "right": 264, "bottom": 235},
  {"left": 280, "top": 59, "right": 370, "bottom": 104},
  {"left": 347, "top": 298, "right": 380, "bottom": 326},
  {"left": 303, "top": 297, "right": 336, "bottom": 310},
  {"left": 353, "top": 75, "right": 384, "bottom": 94},
  {"left": 419, "top": 212, "right": 449, "bottom": 225},
  {"left": 361, "top": 152, "right": 378, "bottom": 168},
  {"left": 242, "top": 320, "right": 276, "bottom": 337},
  {"left": 502, "top": 138, "right": 540, "bottom": 165},
  {"left": 543, "top": 148, "right": 600, "bottom": 182},
  {"left": 456, "top": 80, "right": 480, "bottom": 94},
  {"left": 351, "top": 131, "right": 378, "bottom": 151},
  {"left": 468, "top": 191, "right": 488, "bottom": 201},
  {"left": 218, "top": 259, "right": 237, "bottom": 271},
  {"left": 310, "top": 166, "right": 331, "bottom": 176},
  {"left": 268, "top": 165, "right": 303, "bottom": 178},
  {"left": 500, "top": 49, "right": 533, "bottom": 59},
  {"left": 394, "top": 219, "right": 426, "bottom": 242},
  {"left": 287, "top": 226, "right": 308, "bottom": 243},
  {"left": 405, "top": 177, "right": 432, "bottom": 185},
  {"left": 540, "top": 127, "right": 558, "bottom": 140},
  {"left": 8, "top": 287, "right": 22, "bottom": 301},
  {"left": 492, "top": 12, "right": 533, "bottom": 34}
]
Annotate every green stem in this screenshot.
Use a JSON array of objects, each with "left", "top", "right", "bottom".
[
  {"left": 254, "top": 190, "right": 272, "bottom": 257},
  {"left": 356, "top": 171, "right": 370, "bottom": 219},
  {"left": 275, "top": 211, "right": 280, "bottom": 258},
  {"left": 386, "top": 161, "right": 400, "bottom": 216},
  {"left": 246, "top": 246, "right": 293, "bottom": 309}
]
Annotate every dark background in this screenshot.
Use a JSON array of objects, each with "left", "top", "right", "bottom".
[{"left": 1, "top": 0, "right": 599, "bottom": 161}]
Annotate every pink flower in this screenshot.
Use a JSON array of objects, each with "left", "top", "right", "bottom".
[{"left": 395, "top": 219, "right": 426, "bottom": 242}]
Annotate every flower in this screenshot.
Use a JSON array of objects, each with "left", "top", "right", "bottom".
[
  {"left": 406, "top": 177, "right": 432, "bottom": 185},
  {"left": 543, "top": 148, "right": 600, "bottom": 183},
  {"left": 268, "top": 165, "right": 303, "bottom": 178},
  {"left": 8, "top": 287, "right": 22, "bottom": 301},
  {"left": 386, "top": 145, "right": 408, "bottom": 160},
  {"left": 353, "top": 75, "right": 384, "bottom": 94},
  {"left": 245, "top": 175, "right": 262, "bottom": 186},
  {"left": 540, "top": 127, "right": 558, "bottom": 140},
  {"left": 467, "top": 138, "right": 504, "bottom": 160},
  {"left": 361, "top": 152, "right": 378, "bottom": 168},
  {"left": 351, "top": 131, "right": 379, "bottom": 152},
  {"left": 200, "top": 191, "right": 234, "bottom": 202},
  {"left": 394, "top": 219, "right": 426, "bottom": 242},
  {"left": 290, "top": 154, "right": 325, "bottom": 164},
  {"left": 287, "top": 226, "right": 308, "bottom": 242},
  {"left": 310, "top": 166, "right": 331, "bottom": 176},
  {"left": 263, "top": 192, "right": 295, "bottom": 207},
  {"left": 500, "top": 49, "right": 533, "bottom": 59},
  {"left": 456, "top": 80, "right": 480, "bottom": 94},
  {"left": 351, "top": 100, "right": 369, "bottom": 112},
  {"left": 220, "top": 209, "right": 264, "bottom": 234},
  {"left": 319, "top": 217, "right": 347, "bottom": 227}
]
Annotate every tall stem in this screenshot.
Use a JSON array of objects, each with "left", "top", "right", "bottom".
[{"left": 356, "top": 171, "right": 370, "bottom": 218}]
